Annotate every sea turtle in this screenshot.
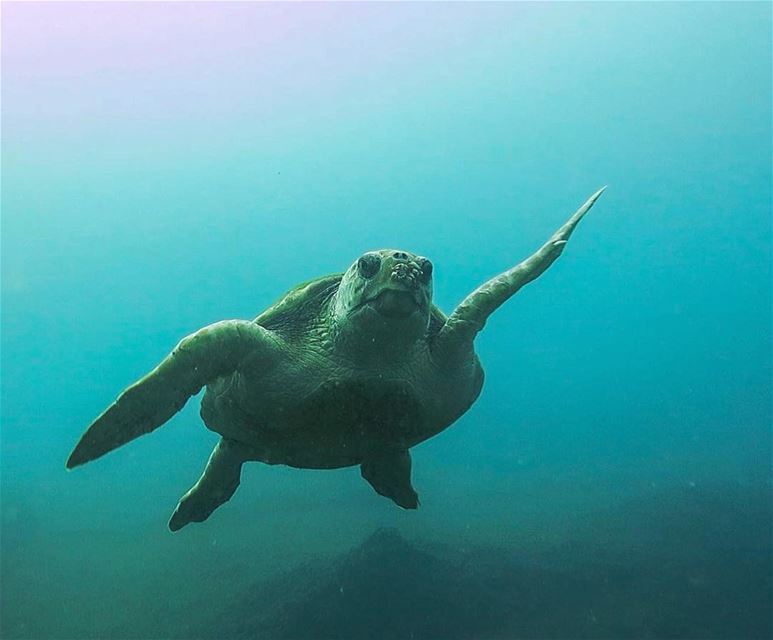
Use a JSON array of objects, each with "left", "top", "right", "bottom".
[{"left": 67, "top": 187, "right": 606, "bottom": 531}]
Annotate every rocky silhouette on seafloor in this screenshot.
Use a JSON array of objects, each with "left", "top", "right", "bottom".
[{"left": 198, "top": 483, "right": 771, "bottom": 640}]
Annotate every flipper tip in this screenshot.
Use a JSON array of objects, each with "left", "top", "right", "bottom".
[
  {"left": 168, "top": 516, "right": 184, "bottom": 532},
  {"left": 591, "top": 185, "right": 608, "bottom": 201},
  {"left": 66, "top": 444, "right": 90, "bottom": 470}
]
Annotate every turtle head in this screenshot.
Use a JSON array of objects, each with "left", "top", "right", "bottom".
[{"left": 332, "top": 249, "right": 433, "bottom": 354}]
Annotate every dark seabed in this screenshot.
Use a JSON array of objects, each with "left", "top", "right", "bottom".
[
  {"left": 2, "top": 2, "right": 771, "bottom": 639},
  {"left": 3, "top": 465, "right": 771, "bottom": 639},
  {"left": 201, "top": 484, "right": 772, "bottom": 640}
]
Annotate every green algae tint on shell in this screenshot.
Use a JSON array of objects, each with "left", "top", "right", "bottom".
[{"left": 66, "top": 188, "right": 606, "bottom": 532}]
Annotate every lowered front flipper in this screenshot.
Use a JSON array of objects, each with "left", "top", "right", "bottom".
[
  {"left": 169, "top": 438, "right": 252, "bottom": 532},
  {"left": 361, "top": 449, "right": 419, "bottom": 509},
  {"left": 66, "top": 320, "right": 279, "bottom": 469}
]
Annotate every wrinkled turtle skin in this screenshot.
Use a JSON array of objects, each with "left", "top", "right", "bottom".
[{"left": 67, "top": 188, "right": 606, "bottom": 531}]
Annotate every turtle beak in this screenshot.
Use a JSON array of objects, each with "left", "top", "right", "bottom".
[{"left": 372, "top": 289, "right": 420, "bottom": 318}]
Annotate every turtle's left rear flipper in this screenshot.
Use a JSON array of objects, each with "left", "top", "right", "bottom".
[
  {"left": 66, "top": 320, "right": 278, "bottom": 469},
  {"left": 361, "top": 449, "right": 419, "bottom": 509},
  {"left": 168, "top": 438, "right": 251, "bottom": 532}
]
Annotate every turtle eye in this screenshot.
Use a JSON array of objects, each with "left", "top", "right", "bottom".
[
  {"left": 417, "top": 258, "right": 433, "bottom": 283},
  {"left": 357, "top": 253, "right": 381, "bottom": 279}
]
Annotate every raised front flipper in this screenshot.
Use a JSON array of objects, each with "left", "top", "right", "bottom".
[
  {"left": 66, "top": 320, "right": 279, "bottom": 469},
  {"left": 169, "top": 438, "right": 252, "bottom": 532},
  {"left": 361, "top": 449, "right": 419, "bottom": 509},
  {"left": 434, "top": 187, "right": 606, "bottom": 358}
]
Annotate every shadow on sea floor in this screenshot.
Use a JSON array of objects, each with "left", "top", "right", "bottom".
[{"left": 200, "top": 482, "right": 772, "bottom": 640}]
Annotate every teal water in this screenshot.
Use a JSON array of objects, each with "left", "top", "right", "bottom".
[{"left": 1, "top": 3, "right": 771, "bottom": 639}]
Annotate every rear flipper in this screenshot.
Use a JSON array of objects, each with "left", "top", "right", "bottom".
[
  {"left": 169, "top": 438, "right": 251, "bottom": 531},
  {"left": 361, "top": 449, "right": 419, "bottom": 509}
]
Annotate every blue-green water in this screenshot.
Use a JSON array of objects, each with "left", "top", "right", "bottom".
[{"left": 1, "top": 3, "right": 771, "bottom": 639}]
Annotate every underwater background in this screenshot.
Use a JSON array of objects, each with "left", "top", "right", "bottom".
[{"left": 1, "top": 2, "right": 771, "bottom": 639}]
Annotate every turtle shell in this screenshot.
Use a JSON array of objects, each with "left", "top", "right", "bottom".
[{"left": 254, "top": 274, "right": 342, "bottom": 340}]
